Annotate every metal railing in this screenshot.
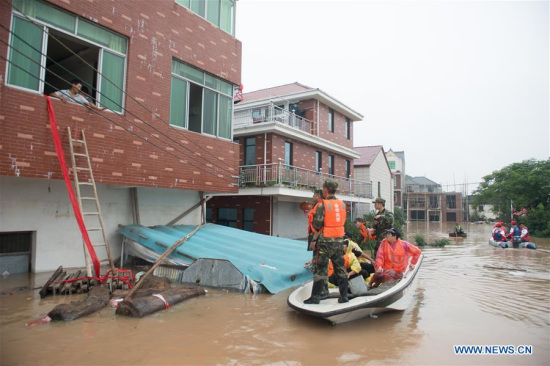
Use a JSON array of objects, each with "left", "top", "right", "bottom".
[
  {"left": 234, "top": 103, "right": 314, "bottom": 134},
  {"left": 239, "top": 162, "right": 372, "bottom": 198}
]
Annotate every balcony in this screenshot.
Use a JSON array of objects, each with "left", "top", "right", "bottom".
[
  {"left": 239, "top": 163, "right": 372, "bottom": 198},
  {"left": 234, "top": 104, "right": 314, "bottom": 135}
]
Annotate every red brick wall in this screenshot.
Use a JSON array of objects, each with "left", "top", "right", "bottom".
[
  {"left": 208, "top": 196, "right": 271, "bottom": 235},
  {"left": 270, "top": 135, "right": 353, "bottom": 178},
  {"left": 316, "top": 103, "right": 354, "bottom": 149},
  {"left": 0, "top": 0, "right": 241, "bottom": 193}
]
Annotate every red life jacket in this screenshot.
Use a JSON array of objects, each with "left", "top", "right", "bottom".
[{"left": 322, "top": 199, "right": 346, "bottom": 238}]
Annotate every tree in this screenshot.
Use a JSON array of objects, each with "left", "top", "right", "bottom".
[{"left": 472, "top": 159, "right": 550, "bottom": 237}]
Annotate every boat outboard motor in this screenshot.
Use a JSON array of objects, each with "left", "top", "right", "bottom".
[{"left": 512, "top": 236, "right": 522, "bottom": 248}]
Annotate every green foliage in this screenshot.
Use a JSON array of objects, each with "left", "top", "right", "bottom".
[
  {"left": 526, "top": 203, "right": 550, "bottom": 237},
  {"left": 473, "top": 159, "right": 550, "bottom": 237},
  {"left": 432, "top": 238, "right": 451, "bottom": 247},
  {"left": 393, "top": 206, "right": 406, "bottom": 230},
  {"left": 469, "top": 209, "right": 487, "bottom": 222},
  {"left": 413, "top": 233, "right": 427, "bottom": 246}
]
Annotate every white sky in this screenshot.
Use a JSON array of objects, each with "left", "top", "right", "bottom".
[{"left": 235, "top": 0, "right": 549, "bottom": 193}]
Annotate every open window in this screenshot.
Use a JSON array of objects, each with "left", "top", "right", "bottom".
[{"left": 7, "top": 0, "right": 127, "bottom": 112}]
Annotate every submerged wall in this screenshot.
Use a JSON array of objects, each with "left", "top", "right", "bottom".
[{"left": 0, "top": 176, "right": 201, "bottom": 272}]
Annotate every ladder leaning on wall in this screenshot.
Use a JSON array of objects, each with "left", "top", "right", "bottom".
[{"left": 67, "top": 127, "right": 115, "bottom": 277}]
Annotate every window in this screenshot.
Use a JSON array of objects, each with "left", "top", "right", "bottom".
[
  {"left": 328, "top": 155, "right": 334, "bottom": 175},
  {"left": 446, "top": 195, "right": 456, "bottom": 209},
  {"left": 345, "top": 117, "right": 351, "bottom": 139},
  {"left": 170, "top": 59, "right": 233, "bottom": 139},
  {"left": 7, "top": 0, "right": 127, "bottom": 112},
  {"left": 430, "top": 195, "right": 438, "bottom": 208},
  {"left": 205, "top": 207, "right": 213, "bottom": 223},
  {"left": 244, "top": 137, "right": 255, "bottom": 165},
  {"left": 217, "top": 208, "right": 237, "bottom": 228},
  {"left": 377, "top": 182, "right": 381, "bottom": 197},
  {"left": 328, "top": 108, "right": 334, "bottom": 132},
  {"left": 389, "top": 161, "right": 396, "bottom": 169},
  {"left": 315, "top": 151, "right": 322, "bottom": 173},
  {"left": 393, "top": 177, "right": 396, "bottom": 187},
  {"left": 478, "top": 205, "right": 484, "bottom": 212},
  {"left": 446, "top": 212, "right": 457, "bottom": 221},
  {"left": 410, "top": 210, "right": 426, "bottom": 221},
  {"left": 345, "top": 160, "right": 351, "bottom": 178},
  {"left": 284, "top": 141, "right": 293, "bottom": 166},
  {"left": 243, "top": 208, "right": 254, "bottom": 232},
  {"left": 176, "top": 0, "right": 235, "bottom": 36}
]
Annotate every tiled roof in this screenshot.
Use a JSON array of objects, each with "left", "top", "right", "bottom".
[
  {"left": 407, "top": 176, "right": 440, "bottom": 186},
  {"left": 242, "top": 82, "right": 314, "bottom": 103},
  {"left": 354, "top": 145, "right": 384, "bottom": 166}
]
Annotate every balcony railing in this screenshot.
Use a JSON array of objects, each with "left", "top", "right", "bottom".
[
  {"left": 234, "top": 104, "right": 314, "bottom": 135},
  {"left": 239, "top": 163, "right": 372, "bottom": 198}
]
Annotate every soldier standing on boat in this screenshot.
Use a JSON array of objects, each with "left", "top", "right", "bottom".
[
  {"left": 305, "top": 179, "right": 349, "bottom": 304},
  {"left": 372, "top": 197, "right": 393, "bottom": 256}
]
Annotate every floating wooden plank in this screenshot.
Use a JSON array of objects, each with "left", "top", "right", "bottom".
[
  {"left": 116, "top": 286, "right": 206, "bottom": 318},
  {"left": 47, "top": 286, "right": 110, "bottom": 322},
  {"left": 39, "top": 266, "right": 64, "bottom": 299}
]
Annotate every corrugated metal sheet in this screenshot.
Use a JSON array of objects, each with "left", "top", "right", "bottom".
[{"left": 117, "top": 223, "right": 313, "bottom": 294}]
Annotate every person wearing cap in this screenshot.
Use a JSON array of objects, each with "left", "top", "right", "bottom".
[
  {"left": 305, "top": 179, "right": 349, "bottom": 304},
  {"left": 372, "top": 197, "right": 393, "bottom": 256},
  {"left": 305, "top": 188, "right": 329, "bottom": 299},
  {"left": 371, "top": 228, "right": 421, "bottom": 286},
  {"left": 492, "top": 222, "right": 507, "bottom": 242},
  {"left": 506, "top": 221, "right": 520, "bottom": 240}
]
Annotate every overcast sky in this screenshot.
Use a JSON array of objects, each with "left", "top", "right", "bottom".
[{"left": 235, "top": 0, "right": 549, "bottom": 194}]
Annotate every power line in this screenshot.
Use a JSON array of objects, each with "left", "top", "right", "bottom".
[{"left": 4, "top": 2, "right": 239, "bottom": 178}]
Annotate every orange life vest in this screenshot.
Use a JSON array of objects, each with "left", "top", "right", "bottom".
[
  {"left": 328, "top": 254, "right": 350, "bottom": 277},
  {"left": 307, "top": 201, "right": 322, "bottom": 234},
  {"left": 322, "top": 199, "right": 346, "bottom": 238},
  {"left": 359, "top": 223, "right": 375, "bottom": 241}
]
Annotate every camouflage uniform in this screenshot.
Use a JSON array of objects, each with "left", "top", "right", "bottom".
[
  {"left": 373, "top": 207, "right": 393, "bottom": 256},
  {"left": 308, "top": 195, "right": 348, "bottom": 303}
]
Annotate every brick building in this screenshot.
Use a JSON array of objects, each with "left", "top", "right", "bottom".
[
  {"left": 0, "top": 0, "right": 241, "bottom": 272},
  {"left": 385, "top": 149, "right": 405, "bottom": 209},
  {"left": 208, "top": 83, "right": 372, "bottom": 239},
  {"left": 405, "top": 176, "right": 463, "bottom": 222}
]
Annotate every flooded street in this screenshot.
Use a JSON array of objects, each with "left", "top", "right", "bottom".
[{"left": 1, "top": 223, "right": 549, "bottom": 365}]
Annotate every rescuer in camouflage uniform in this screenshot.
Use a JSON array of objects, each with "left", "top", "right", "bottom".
[
  {"left": 305, "top": 179, "right": 348, "bottom": 304},
  {"left": 372, "top": 197, "right": 393, "bottom": 256}
]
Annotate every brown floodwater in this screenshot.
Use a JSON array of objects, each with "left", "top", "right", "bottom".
[{"left": 1, "top": 223, "right": 549, "bottom": 366}]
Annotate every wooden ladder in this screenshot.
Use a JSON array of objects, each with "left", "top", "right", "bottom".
[{"left": 67, "top": 127, "right": 115, "bottom": 277}]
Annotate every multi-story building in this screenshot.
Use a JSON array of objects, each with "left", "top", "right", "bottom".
[
  {"left": 353, "top": 145, "right": 393, "bottom": 215},
  {"left": 208, "top": 82, "right": 372, "bottom": 239},
  {"left": 405, "top": 176, "right": 463, "bottom": 222},
  {"left": 0, "top": 0, "right": 241, "bottom": 273},
  {"left": 385, "top": 149, "right": 405, "bottom": 209}
]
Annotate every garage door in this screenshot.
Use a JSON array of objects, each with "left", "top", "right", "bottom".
[{"left": 0, "top": 232, "right": 32, "bottom": 274}]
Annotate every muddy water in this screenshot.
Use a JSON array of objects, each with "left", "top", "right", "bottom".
[{"left": 1, "top": 223, "right": 549, "bottom": 366}]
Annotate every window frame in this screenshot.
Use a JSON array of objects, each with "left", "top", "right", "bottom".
[
  {"left": 315, "top": 151, "right": 322, "bottom": 173},
  {"left": 328, "top": 154, "right": 334, "bottom": 176},
  {"left": 6, "top": 8, "right": 128, "bottom": 113},
  {"left": 328, "top": 108, "right": 334, "bottom": 133},
  {"left": 284, "top": 141, "right": 293, "bottom": 166},
  {"left": 170, "top": 59, "right": 234, "bottom": 140},
  {"left": 175, "top": 0, "right": 236, "bottom": 36},
  {"left": 345, "top": 117, "right": 351, "bottom": 139}
]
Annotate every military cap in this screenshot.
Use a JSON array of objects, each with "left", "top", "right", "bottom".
[
  {"left": 313, "top": 188, "right": 323, "bottom": 195},
  {"left": 374, "top": 197, "right": 386, "bottom": 205},
  {"left": 323, "top": 179, "right": 339, "bottom": 190}
]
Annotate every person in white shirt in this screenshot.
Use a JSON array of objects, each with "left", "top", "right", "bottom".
[{"left": 50, "top": 79, "right": 105, "bottom": 111}]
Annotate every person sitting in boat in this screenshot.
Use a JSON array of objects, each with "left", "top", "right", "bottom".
[
  {"left": 520, "top": 224, "right": 530, "bottom": 242},
  {"left": 492, "top": 222, "right": 507, "bottom": 242},
  {"left": 454, "top": 223, "right": 464, "bottom": 235},
  {"left": 327, "top": 242, "right": 363, "bottom": 286},
  {"left": 344, "top": 232, "right": 375, "bottom": 277},
  {"left": 370, "top": 228, "right": 421, "bottom": 286},
  {"left": 506, "top": 221, "right": 520, "bottom": 240}
]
